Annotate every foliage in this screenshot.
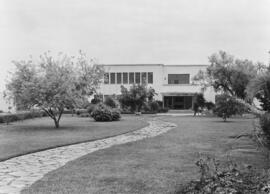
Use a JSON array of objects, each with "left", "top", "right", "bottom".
[
  {"left": 0, "top": 110, "right": 3, "bottom": 113},
  {"left": 193, "top": 93, "right": 215, "bottom": 116},
  {"left": 118, "top": 84, "right": 156, "bottom": 112},
  {"left": 193, "top": 51, "right": 259, "bottom": 99},
  {"left": 214, "top": 94, "right": 247, "bottom": 121},
  {"left": 111, "top": 108, "right": 121, "bottom": 121},
  {"left": 156, "top": 100, "right": 163, "bottom": 107},
  {"left": 91, "top": 96, "right": 102, "bottom": 104},
  {"left": 193, "top": 93, "right": 206, "bottom": 115},
  {"left": 205, "top": 101, "right": 215, "bottom": 110},
  {"left": 259, "top": 113, "right": 270, "bottom": 139},
  {"left": 158, "top": 107, "right": 169, "bottom": 113},
  {"left": 104, "top": 96, "right": 118, "bottom": 108},
  {"left": 86, "top": 104, "right": 96, "bottom": 114},
  {"left": 195, "top": 93, "right": 206, "bottom": 108},
  {"left": 148, "top": 101, "right": 160, "bottom": 112},
  {"left": 75, "top": 109, "right": 88, "bottom": 115},
  {"left": 91, "top": 103, "right": 121, "bottom": 122},
  {"left": 178, "top": 156, "right": 270, "bottom": 194},
  {"left": 5, "top": 51, "right": 104, "bottom": 128},
  {"left": 0, "top": 110, "right": 46, "bottom": 124},
  {"left": 247, "top": 71, "right": 270, "bottom": 112}
]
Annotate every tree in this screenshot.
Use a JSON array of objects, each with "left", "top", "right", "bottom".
[
  {"left": 193, "top": 93, "right": 206, "bottom": 116},
  {"left": 118, "top": 84, "right": 156, "bottom": 112},
  {"left": 246, "top": 70, "right": 270, "bottom": 112},
  {"left": 214, "top": 94, "right": 247, "bottom": 121},
  {"left": 5, "top": 51, "right": 104, "bottom": 128},
  {"left": 193, "top": 51, "right": 258, "bottom": 99}
]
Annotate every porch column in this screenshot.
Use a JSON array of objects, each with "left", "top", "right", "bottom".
[{"left": 162, "top": 95, "right": 164, "bottom": 108}]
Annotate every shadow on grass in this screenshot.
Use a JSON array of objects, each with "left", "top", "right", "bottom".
[{"left": 212, "top": 120, "right": 236, "bottom": 123}]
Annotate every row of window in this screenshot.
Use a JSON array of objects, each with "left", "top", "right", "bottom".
[
  {"left": 168, "top": 74, "right": 190, "bottom": 84},
  {"left": 104, "top": 72, "right": 153, "bottom": 84}
]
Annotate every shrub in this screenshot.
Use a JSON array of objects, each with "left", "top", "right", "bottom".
[
  {"left": 205, "top": 101, "right": 215, "bottom": 110},
  {"left": 120, "top": 107, "right": 134, "bottom": 114},
  {"left": 104, "top": 96, "right": 118, "bottom": 108},
  {"left": 75, "top": 109, "right": 88, "bottom": 115},
  {"left": 142, "top": 103, "right": 151, "bottom": 112},
  {"left": 214, "top": 94, "right": 247, "bottom": 121},
  {"left": 0, "top": 110, "right": 3, "bottom": 113},
  {"left": 149, "top": 101, "right": 160, "bottom": 112},
  {"left": 62, "top": 109, "right": 73, "bottom": 114},
  {"left": 259, "top": 113, "right": 270, "bottom": 138},
  {"left": 158, "top": 107, "right": 169, "bottom": 113},
  {"left": 79, "top": 113, "right": 90, "bottom": 117},
  {"left": 91, "top": 103, "right": 121, "bottom": 122},
  {"left": 0, "top": 110, "right": 46, "bottom": 124},
  {"left": 91, "top": 97, "right": 102, "bottom": 104},
  {"left": 87, "top": 104, "right": 96, "bottom": 114},
  {"left": 156, "top": 100, "right": 163, "bottom": 107},
  {"left": 178, "top": 156, "right": 270, "bottom": 194},
  {"left": 111, "top": 108, "right": 121, "bottom": 121}
]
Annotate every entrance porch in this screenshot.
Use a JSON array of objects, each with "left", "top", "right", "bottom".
[{"left": 163, "top": 93, "right": 195, "bottom": 110}]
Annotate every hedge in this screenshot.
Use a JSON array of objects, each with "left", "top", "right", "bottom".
[{"left": 0, "top": 111, "right": 47, "bottom": 124}]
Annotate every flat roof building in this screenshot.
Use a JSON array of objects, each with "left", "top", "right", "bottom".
[{"left": 97, "top": 64, "right": 215, "bottom": 110}]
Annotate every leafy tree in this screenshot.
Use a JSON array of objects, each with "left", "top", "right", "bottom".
[
  {"left": 5, "top": 51, "right": 104, "bottom": 128},
  {"left": 214, "top": 94, "right": 247, "bottom": 121},
  {"left": 246, "top": 70, "right": 270, "bottom": 112},
  {"left": 193, "top": 93, "right": 206, "bottom": 116},
  {"left": 118, "top": 84, "right": 156, "bottom": 112},
  {"left": 193, "top": 51, "right": 258, "bottom": 99}
]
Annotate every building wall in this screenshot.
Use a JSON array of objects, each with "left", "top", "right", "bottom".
[{"left": 97, "top": 64, "right": 216, "bottom": 103}]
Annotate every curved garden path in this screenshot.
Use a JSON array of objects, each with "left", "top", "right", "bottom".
[{"left": 0, "top": 118, "right": 176, "bottom": 194}]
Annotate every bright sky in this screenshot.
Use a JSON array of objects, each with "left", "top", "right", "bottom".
[{"left": 0, "top": 0, "right": 270, "bottom": 94}]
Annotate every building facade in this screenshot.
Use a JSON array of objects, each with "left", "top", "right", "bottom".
[{"left": 97, "top": 64, "right": 215, "bottom": 110}]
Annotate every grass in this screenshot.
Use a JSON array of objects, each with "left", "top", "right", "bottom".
[
  {"left": 0, "top": 114, "right": 149, "bottom": 161},
  {"left": 22, "top": 116, "right": 269, "bottom": 194}
]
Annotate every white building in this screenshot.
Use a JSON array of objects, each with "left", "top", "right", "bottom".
[{"left": 98, "top": 64, "right": 215, "bottom": 110}]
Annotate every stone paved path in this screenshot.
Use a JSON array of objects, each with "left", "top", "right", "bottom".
[{"left": 0, "top": 119, "right": 176, "bottom": 194}]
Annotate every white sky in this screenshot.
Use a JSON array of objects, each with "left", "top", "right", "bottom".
[{"left": 0, "top": 0, "right": 270, "bottom": 94}]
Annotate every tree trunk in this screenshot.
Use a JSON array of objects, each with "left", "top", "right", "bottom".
[{"left": 54, "top": 119, "right": 60, "bottom": 128}]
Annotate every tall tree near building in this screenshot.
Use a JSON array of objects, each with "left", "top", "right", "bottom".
[
  {"left": 193, "top": 51, "right": 268, "bottom": 119},
  {"left": 193, "top": 51, "right": 259, "bottom": 99},
  {"left": 5, "top": 51, "right": 104, "bottom": 128}
]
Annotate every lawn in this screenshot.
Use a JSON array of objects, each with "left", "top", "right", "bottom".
[
  {"left": 0, "top": 114, "right": 149, "bottom": 161},
  {"left": 22, "top": 116, "right": 269, "bottom": 194}
]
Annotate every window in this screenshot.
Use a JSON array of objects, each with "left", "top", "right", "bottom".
[
  {"left": 110, "top": 73, "right": 115, "bottom": 84},
  {"left": 104, "top": 73, "right": 109, "bottom": 84},
  {"left": 117, "top": 73, "right": 122, "bottom": 84},
  {"left": 135, "top": 72, "right": 140, "bottom": 84},
  {"left": 141, "top": 72, "right": 147, "bottom": 84},
  {"left": 123, "top": 72, "right": 128, "bottom": 84},
  {"left": 148, "top": 72, "right": 153, "bottom": 84},
  {"left": 168, "top": 74, "right": 190, "bottom": 84},
  {"left": 129, "top": 72, "right": 134, "bottom": 84}
]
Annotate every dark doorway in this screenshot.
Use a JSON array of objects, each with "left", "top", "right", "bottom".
[{"left": 164, "top": 96, "right": 193, "bottom": 109}]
